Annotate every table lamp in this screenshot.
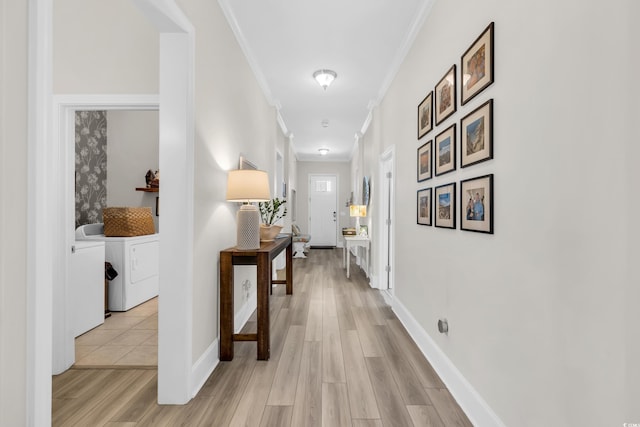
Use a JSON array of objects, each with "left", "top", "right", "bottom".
[
  {"left": 349, "top": 204, "right": 367, "bottom": 234},
  {"left": 226, "top": 169, "right": 270, "bottom": 249}
]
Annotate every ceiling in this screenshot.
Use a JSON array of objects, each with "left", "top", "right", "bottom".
[{"left": 219, "top": 0, "right": 433, "bottom": 162}]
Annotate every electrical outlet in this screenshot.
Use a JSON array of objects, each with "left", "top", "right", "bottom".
[
  {"left": 242, "top": 280, "right": 251, "bottom": 301},
  {"left": 438, "top": 318, "right": 449, "bottom": 335}
]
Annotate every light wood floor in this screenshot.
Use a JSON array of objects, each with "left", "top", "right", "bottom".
[{"left": 53, "top": 248, "right": 472, "bottom": 426}]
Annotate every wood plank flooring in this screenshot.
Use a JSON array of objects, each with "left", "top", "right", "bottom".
[{"left": 52, "top": 248, "right": 472, "bottom": 426}]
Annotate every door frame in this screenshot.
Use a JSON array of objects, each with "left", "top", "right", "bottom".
[
  {"left": 308, "top": 173, "right": 339, "bottom": 247},
  {"left": 378, "top": 146, "right": 396, "bottom": 297},
  {"left": 29, "top": 1, "right": 196, "bottom": 423},
  {"left": 51, "top": 96, "right": 160, "bottom": 376}
]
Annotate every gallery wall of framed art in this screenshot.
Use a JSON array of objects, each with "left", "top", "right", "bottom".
[{"left": 415, "top": 21, "right": 496, "bottom": 234}]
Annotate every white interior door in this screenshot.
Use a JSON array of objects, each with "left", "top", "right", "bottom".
[{"left": 308, "top": 174, "right": 338, "bottom": 247}]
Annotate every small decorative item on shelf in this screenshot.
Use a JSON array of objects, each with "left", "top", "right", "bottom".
[
  {"left": 145, "top": 169, "right": 160, "bottom": 188},
  {"left": 258, "top": 197, "right": 287, "bottom": 242}
]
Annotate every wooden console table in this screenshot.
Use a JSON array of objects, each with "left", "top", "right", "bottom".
[{"left": 219, "top": 235, "right": 292, "bottom": 361}]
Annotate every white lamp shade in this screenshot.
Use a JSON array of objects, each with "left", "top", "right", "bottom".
[
  {"left": 226, "top": 169, "right": 270, "bottom": 202},
  {"left": 349, "top": 205, "right": 367, "bottom": 217}
]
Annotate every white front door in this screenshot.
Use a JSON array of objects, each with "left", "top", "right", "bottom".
[{"left": 308, "top": 174, "right": 338, "bottom": 247}]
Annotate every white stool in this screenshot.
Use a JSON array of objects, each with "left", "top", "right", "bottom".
[{"left": 293, "top": 241, "right": 307, "bottom": 258}]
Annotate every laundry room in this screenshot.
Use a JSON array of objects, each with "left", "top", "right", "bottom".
[{"left": 71, "top": 109, "right": 160, "bottom": 367}]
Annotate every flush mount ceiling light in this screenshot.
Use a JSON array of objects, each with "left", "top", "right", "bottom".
[
  {"left": 318, "top": 148, "right": 330, "bottom": 156},
  {"left": 321, "top": 119, "right": 329, "bottom": 128},
  {"left": 313, "top": 69, "right": 337, "bottom": 91}
]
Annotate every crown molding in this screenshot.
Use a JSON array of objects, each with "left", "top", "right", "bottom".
[
  {"left": 276, "top": 109, "right": 289, "bottom": 136},
  {"left": 218, "top": 0, "right": 276, "bottom": 106},
  {"left": 373, "top": 0, "right": 436, "bottom": 105}
]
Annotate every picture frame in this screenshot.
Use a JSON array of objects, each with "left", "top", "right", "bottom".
[
  {"left": 417, "top": 188, "right": 432, "bottom": 226},
  {"left": 417, "top": 91, "right": 433, "bottom": 139},
  {"left": 461, "top": 22, "right": 494, "bottom": 105},
  {"left": 460, "top": 99, "right": 493, "bottom": 168},
  {"left": 359, "top": 225, "right": 368, "bottom": 237},
  {"left": 417, "top": 140, "right": 432, "bottom": 182},
  {"left": 238, "top": 154, "right": 257, "bottom": 170},
  {"left": 435, "top": 124, "right": 456, "bottom": 176},
  {"left": 434, "top": 182, "right": 456, "bottom": 229},
  {"left": 435, "top": 65, "right": 457, "bottom": 125},
  {"left": 460, "top": 174, "right": 493, "bottom": 234}
]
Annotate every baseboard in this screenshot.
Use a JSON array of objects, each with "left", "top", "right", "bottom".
[
  {"left": 191, "top": 338, "right": 219, "bottom": 398},
  {"left": 392, "top": 298, "right": 506, "bottom": 427},
  {"left": 380, "top": 288, "right": 394, "bottom": 306},
  {"left": 191, "top": 291, "right": 257, "bottom": 398},
  {"left": 369, "top": 273, "right": 378, "bottom": 289}
]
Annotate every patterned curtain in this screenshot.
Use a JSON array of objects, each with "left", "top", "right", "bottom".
[{"left": 75, "top": 111, "right": 107, "bottom": 227}]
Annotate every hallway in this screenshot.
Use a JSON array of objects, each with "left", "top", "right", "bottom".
[{"left": 52, "top": 249, "right": 471, "bottom": 426}]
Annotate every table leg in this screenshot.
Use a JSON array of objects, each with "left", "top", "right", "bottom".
[
  {"left": 346, "top": 244, "right": 351, "bottom": 278},
  {"left": 256, "top": 252, "right": 271, "bottom": 360},
  {"left": 343, "top": 245, "right": 346, "bottom": 268},
  {"left": 219, "top": 252, "right": 234, "bottom": 361},
  {"left": 286, "top": 241, "right": 293, "bottom": 295},
  {"left": 366, "top": 244, "right": 369, "bottom": 278}
]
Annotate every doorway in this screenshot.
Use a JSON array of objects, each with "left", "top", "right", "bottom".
[
  {"left": 52, "top": 98, "right": 161, "bottom": 375},
  {"left": 72, "top": 109, "right": 160, "bottom": 368},
  {"left": 37, "top": 2, "right": 195, "bottom": 422},
  {"left": 308, "top": 174, "right": 338, "bottom": 247}
]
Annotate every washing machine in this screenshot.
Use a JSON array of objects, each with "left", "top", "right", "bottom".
[
  {"left": 76, "top": 223, "right": 160, "bottom": 311},
  {"left": 70, "top": 240, "right": 105, "bottom": 337}
]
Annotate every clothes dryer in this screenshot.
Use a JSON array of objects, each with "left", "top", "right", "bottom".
[{"left": 76, "top": 223, "right": 159, "bottom": 311}]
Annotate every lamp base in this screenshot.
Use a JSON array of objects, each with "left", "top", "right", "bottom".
[{"left": 236, "top": 204, "right": 260, "bottom": 250}]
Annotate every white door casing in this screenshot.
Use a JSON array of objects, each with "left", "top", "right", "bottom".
[
  {"left": 308, "top": 174, "right": 338, "bottom": 247},
  {"left": 379, "top": 147, "right": 395, "bottom": 291},
  {"left": 52, "top": 97, "right": 160, "bottom": 376}
]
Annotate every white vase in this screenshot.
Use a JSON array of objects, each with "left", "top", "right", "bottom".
[{"left": 259, "top": 224, "right": 282, "bottom": 242}]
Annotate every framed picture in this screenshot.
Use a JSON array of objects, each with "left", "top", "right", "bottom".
[
  {"left": 435, "top": 124, "right": 456, "bottom": 176},
  {"left": 359, "top": 225, "right": 368, "bottom": 237},
  {"left": 435, "top": 182, "right": 456, "bottom": 229},
  {"left": 435, "top": 65, "right": 456, "bottom": 125},
  {"left": 417, "top": 92, "right": 433, "bottom": 139},
  {"left": 417, "top": 140, "right": 432, "bottom": 182},
  {"left": 417, "top": 188, "right": 432, "bottom": 226},
  {"left": 461, "top": 22, "right": 494, "bottom": 105},
  {"left": 238, "top": 154, "right": 257, "bottom": 170},
  {"left": 460, "top": 174, "right": 493, "bottom": 234},
  {"left": 461, "top": 99, "right": 493, "bottom": 168}
]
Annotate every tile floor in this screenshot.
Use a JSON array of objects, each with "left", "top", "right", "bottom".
[{"left": 74, "top": 297, "right": 158, "bottom": 368}]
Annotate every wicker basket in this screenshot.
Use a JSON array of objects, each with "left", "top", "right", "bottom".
[{"left": 103, "top": 207, "right": 155, "bottom": 237}]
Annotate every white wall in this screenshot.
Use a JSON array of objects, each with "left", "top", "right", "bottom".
[
  {"left": 0, "top": 1, "right": 28, "bottom": 424},
  {"left": 176, "top": 0, "right": 278, "bottom": 363},
  {"left": 53, "top": 0, "right": 158, "bottom": 94},
  {"left": 626, "top": 1, "right": 640, "bottom": 418},
  {"left": 296, "top": 161, "right": 351, "bottom": 246},
  {"left": 366, "top": 0, "right": 638, "bottom": 425},
  {"left": 107, "top": 110, "right": 160, "bottom": 231}
]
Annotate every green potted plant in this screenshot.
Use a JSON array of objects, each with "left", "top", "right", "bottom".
[{"left": 258, "top": 198, "right": 287, "bottom": 241}]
